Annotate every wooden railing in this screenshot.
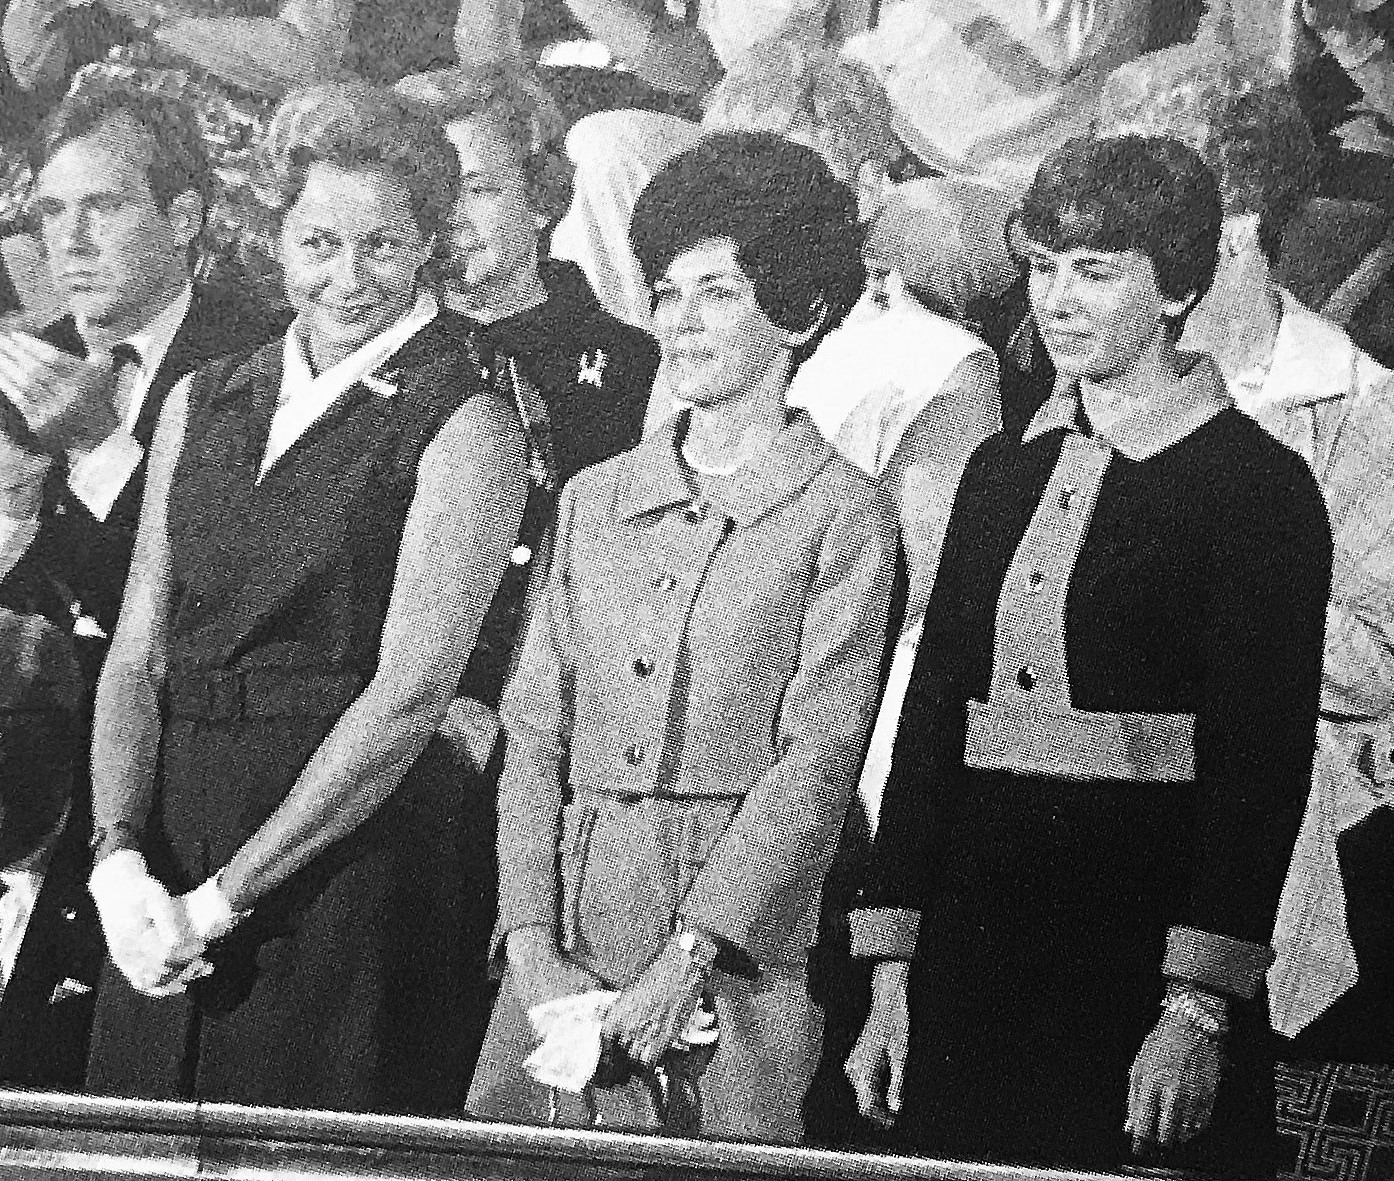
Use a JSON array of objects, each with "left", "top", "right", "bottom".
[{"left": 0, "top": 1090, "right": 1199, "bottom": 1181}]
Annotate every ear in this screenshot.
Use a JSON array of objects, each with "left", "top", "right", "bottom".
[
  {"left": 782, "top": 297, "right": 829, "bottom": 350},
  {"left": 1160, "top": 288, "right": 1199, "bottom": 323}
]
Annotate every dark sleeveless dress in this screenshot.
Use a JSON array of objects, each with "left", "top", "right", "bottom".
[{"left": 86, "top": 323, "right": 512, "bottom": 1113}]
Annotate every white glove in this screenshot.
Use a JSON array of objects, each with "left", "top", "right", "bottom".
[
  {"left": 178, "top": 873, "right": 248, "bottom": 945},
  {"left": 89, "top": 850, "right": 211, "bottom": 997}
]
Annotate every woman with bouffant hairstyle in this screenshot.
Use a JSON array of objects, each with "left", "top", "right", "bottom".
[
  {"left": 84, "top": 82, "right": 527, "bottom": 1112},
  {"left": 467, "top": 132, "right": 895, "bottom": 1142}
]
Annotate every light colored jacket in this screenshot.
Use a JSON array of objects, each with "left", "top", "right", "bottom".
[
  {"left": 494, "top": 411, "right": 898, "bottom": 975},
  {"left": 1251, "top": 295, "right": 1394, "bottom": 1036}
]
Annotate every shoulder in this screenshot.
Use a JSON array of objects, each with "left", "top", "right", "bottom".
[
  {"left": 183, "top": 284, "right": 288, "bottom": 360},
  {"left": 1188, "top": 409, "right": 1331, "bottom": 561}
]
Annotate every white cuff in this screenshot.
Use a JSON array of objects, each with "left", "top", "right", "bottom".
[{"left": 67, "top": 431, "right": 144, "bottom": 522}]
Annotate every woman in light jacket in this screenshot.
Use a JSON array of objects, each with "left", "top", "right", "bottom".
[{"left": 466, "top": 131, "right": 899, "bottom": 1143}]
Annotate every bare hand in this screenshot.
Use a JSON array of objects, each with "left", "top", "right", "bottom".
[
  {"left": 1126, "top": 1011, "right": 1224, "bottom": 1154},
  {"left": 0, "top": 331, "right": 120, "bottom": 455},
  {"left": 846, "top": 961, "right": 910, "bottom": 1128},
  {"left": 601, "top": 937, "right": 705, "bottom": 1067}
]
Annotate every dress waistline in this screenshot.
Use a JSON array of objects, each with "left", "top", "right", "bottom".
[
  {"left": 964, "top": 690, "right": 1197, "bottom": 782},
  {"left": 165, "top": 667, "right": 367, "bottom": 721}
]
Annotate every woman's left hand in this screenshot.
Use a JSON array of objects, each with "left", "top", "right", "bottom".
[
  {"left": 1125, "top": 1011, "right": 1224, "bottom": 1154},
  {"left": 602, "top": 938, "right": 706, "bottom": 1066}
]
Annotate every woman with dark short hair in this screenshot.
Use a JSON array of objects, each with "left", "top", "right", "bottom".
[
  {"left": 845, "top": 134, "right": 1333, "bottom": 1175},
  {"left": 83, "top": 82, "right": 529, "bottom": 1112},
  {"left": 465, "top": 132, "right": 898, "bottom": 1142}
]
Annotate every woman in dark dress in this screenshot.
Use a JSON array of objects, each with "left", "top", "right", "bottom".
[
  {"left": 83, "top": 84, "right": 529, "bottom": 1112},
  {"left": 844, "top": 134, "right": 1333, "bottom": 1176}
]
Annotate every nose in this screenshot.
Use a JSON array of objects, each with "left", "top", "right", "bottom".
[
  {"left": 1037, "top": 267, "right": 1081, "bottom": 321},
  {"left": 331, "top": 242, "right": 372, "bottom": 289},
  {"left": 50, "top": 206, "right": 96, "bottom": 256},
  {"left": 665, "top": 289, "right": 703, "bottom": 334}
]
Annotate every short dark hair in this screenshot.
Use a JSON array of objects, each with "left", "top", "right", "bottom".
[
  {"left": 1020, "top": 134, "right": 1222, "bottom": 322},
  {"left": 31, "top": 71, "right": 215, "bottom": 217},
  {"left": 430, "top": 68, "right": 574, "bottom": 230},
  {"left": 629, "top": 131, "right": 864, "bottom": 365},
  {"left": 255, "top": 82, "right": 460, "bottom": 242},
  {"left": 1206, "top": 85, "right": 1318, "bottom": 266}
]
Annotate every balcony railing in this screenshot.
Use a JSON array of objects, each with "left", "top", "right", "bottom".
[{"left": 0, "top": 1089, "right": 1200, "bottom": 1181}]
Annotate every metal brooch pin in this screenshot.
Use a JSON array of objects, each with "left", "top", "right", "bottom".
[{"left": 577, "top": 349, "right": 607, "bottom": 388}]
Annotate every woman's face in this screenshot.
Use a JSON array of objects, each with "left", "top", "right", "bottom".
[
  {"left": 652, "top": 237, "right": 793, "bottom": 408},
  {"left": 1026, "top": 241, "right": 1190, "bottom": 383},
  {"left": 278, "top": 162, "right": 430, "bottom": 368}
]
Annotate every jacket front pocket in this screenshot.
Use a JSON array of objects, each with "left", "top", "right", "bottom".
[{"left": 557, "top": 801, "right": 597, "bottom": 955}]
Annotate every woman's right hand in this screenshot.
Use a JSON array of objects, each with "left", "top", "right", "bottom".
[
  {"left": 507, "top": 924, "right": 606, "bottom": 1011},
  {"left": 845, "top": 960, "right": 911, "bottom": 1128}
]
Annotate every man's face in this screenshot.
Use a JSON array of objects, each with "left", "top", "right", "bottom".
[
  {"left": 35, "top": 114, "right": 194, "bottom": 334},
  {"left": 442, "top": 117, "right": 540, "bottom": 297}
]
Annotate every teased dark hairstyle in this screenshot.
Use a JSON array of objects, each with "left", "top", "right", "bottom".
[
  {"left": 1020, "top": 134, "right": 1222, "bottom": 326},
  {"left": 256, "top": 82, "right": 460, "bottom": 242},
  {"left": 629, "top": 131, "right": 864, "bottom": 365},
  {"left": 1206, "top": 84, "right": 1318, "bottom": 266},
  {"left": 32, "top": 71, "right": 215, "bottom": 219},
  {"left": 431, "top": 67, "right": 574, "bottom": 230}
]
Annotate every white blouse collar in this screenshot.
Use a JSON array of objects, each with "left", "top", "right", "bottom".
[{"left": 259, "top": 291, "right": 438, "bottom": 481}]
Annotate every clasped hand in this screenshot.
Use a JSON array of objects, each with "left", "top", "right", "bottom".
[
  {"left": 89, "top": 851, "right": 214, "bottom": 997},
  {"left": 602, "top": 937, "right": 707, "bottom": 1067},
  {"left": 0, "top": 331, "right": 121, "bottom": 456}
]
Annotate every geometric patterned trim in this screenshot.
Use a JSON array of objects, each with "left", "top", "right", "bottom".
[{"left": 1278, "top": 1062, "right": 1394, "bottom": 1180}]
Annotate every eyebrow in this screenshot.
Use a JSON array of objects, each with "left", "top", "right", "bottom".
[{"left": 658, "top": 267, "right": 745, "bottom": 286}]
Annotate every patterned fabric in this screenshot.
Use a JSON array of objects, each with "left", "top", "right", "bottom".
[{"left": 1278, "top": 1062, "right": 1394, "bottom": 1180}]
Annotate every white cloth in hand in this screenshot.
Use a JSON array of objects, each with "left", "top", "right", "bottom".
[{"left": 523, "top": 991, "right": 719, "bottom": 1092}]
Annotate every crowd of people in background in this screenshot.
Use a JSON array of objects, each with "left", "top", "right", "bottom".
[{"left": 0, "top": 0, "right": 1392, "bottom": 1177}]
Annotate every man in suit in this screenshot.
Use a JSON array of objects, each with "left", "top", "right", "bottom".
[
  {"left": 0, "top": 77, "right": 273, "bottom": 1086},
  {"left": 0, "top": 604, "right": 101, "bottom": 1090}
]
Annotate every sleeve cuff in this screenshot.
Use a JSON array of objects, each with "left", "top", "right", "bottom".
[
  {"left": 1163, "top": 924, "right": 1274, "bottom": 1000},
  {"left": 850, "top": 907, "right": 920, "bottom": 960},
  {"left": 67, "top": 431, "right": 144, "bottom": 522}
]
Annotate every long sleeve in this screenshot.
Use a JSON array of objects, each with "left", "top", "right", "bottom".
[
  {"left": 678, "top": 483, "right": 897, "bottom": 965},
  {"left": 493, "top": 482, "right": 580, "bottom": 947},
  {"left": 1163, "top": 446, "right": 1333, "bottom": 999}
]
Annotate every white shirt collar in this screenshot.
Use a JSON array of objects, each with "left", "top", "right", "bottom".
[
  {"left": 78, "top": 283, "right": 195, "bottom": 431},
  {"left": 1248, "top": 289, "right": 1367, "bottom": 413},
  {"left": 260, "top": 290, "right": 438, "bottom": 480}
]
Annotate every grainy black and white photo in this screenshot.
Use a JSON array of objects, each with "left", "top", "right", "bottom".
[{"left": 0, "top": 1, "right": 1391, "bottom": 1178}]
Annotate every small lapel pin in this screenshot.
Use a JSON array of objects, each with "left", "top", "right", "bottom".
[
  {"left": 361, "top": 369, "right": 400, "bottom": 398},
  {"left": 50, "top": 978, "right": 94, "bottom": 1005},
  {"left": 577, "top": 350, "right": 607, "bottom": 388}
]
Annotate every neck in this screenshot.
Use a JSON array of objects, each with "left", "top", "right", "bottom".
[
  {"left": 685, "top": 360, "right": 792, "bottom": 467},
  {"left": 81, "top": 270, "right": 188, "bottom": 349},
  {"left": 1081, "top": 328, "right": 1184, "bottom": 408},
  {"left": 445, "top": 252, "right": 549, "bottom": 325}
]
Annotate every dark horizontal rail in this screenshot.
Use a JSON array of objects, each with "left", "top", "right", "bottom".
[{"left": 0, "top": 1090, "right": 1198, "bottom": 1181}]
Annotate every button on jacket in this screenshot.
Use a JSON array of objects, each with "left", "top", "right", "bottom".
[{"left": 494, "top": 410, "right": 899, "bottom": 975}]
